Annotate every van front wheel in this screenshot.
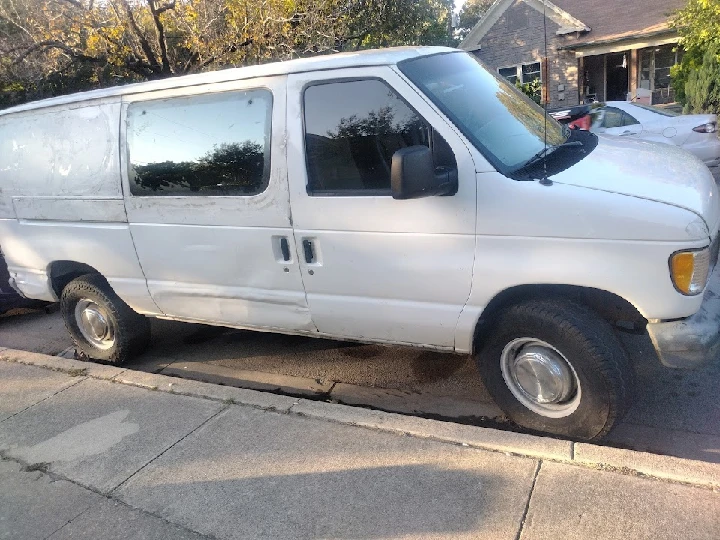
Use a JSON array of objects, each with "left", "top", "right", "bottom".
[
  {"left": 475, "top": 299, "right": 633, "bottom": 441},
  {"left": 60, "top": 274, "right": 150, "bottom": 364}
]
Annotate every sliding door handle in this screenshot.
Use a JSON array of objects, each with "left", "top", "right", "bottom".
[
  {"left": 279, "top": 237, "right": 290, "bottom": 262},
  {"left": 302, "top": 239, "right": 315, "bottom": 264}
]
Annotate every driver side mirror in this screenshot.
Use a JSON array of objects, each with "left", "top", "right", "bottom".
[{"left": 390, "top": 145, "right": 458, "bottom": 200}]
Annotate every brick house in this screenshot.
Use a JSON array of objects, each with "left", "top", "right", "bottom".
[{"left": 460, "top": 0, "right": 687, "bottom": 109}]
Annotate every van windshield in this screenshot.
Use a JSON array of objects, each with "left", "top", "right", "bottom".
[{"left": 398, "top": 52, "right": 567, "bottom": 174}]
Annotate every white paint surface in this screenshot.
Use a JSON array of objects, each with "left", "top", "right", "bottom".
[{"left": 593, "top": 102, "right": 720, "bottom": 167}]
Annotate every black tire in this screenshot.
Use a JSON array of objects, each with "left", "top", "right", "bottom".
[
  {"left": 60, "top": 274, "right": 150, "bottom": 364},
  {"left": 475, "top": 298, "right": 633, "bottom": 440}
]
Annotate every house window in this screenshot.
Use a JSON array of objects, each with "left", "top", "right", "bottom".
[
  {"left": 521, "top": 62, "right": 542, "bottom": 83},
  {"left": 498, "top": 62, "right": 542, "bottom": 85},
  {"left": 499, "top": 67, "right": 518, "bottom": 85},
  {"left": 639, "top": 44, "right": 682, "bottom": 104}
]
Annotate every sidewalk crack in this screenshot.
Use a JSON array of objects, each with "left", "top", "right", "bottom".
[
  {"left": 109, "top": 405, "right": 230, "bottom": 493},
  {"left": 514, "top": 460, "right": 542, "bottom": 540},
  {"left": 43, "top": 505, "right": 93, "bottom": 540},
  {"left": 0, "top": 453, "right": 218, "bottom": 540},
  {"left": 0, "top": 376, "right": 86, "bottom": 425}
]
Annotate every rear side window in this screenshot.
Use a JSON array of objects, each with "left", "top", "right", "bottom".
[
  {"left": 303, "top": 79, "right": 453, "bottom": 195},
  {"left": 127, "top": 89, "right": 272, "bottom": 196},
  {"left": 602, "top": 107, "right": 639, "bottom": 128}
]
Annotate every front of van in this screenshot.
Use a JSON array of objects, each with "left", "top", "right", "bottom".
[{"left": 397, "top": 49, "right": 720, "bottom": 369}]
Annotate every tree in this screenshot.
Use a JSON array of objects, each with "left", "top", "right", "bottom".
[
  {"left": 456, "top": 0, "right": 492, "bottom": 40},
  {"left": 517, "top": 78, "right": 542, "bottom": 105},
  {"left": 0, "top": 0, "right": 456, "bottom": 108},
  {"left": 133, "top": 140, "right": 265, "bottom": 193},
  {"left": 684, "top": 46, "right": 720, "bottom": 114},
  {"left": 670, "top": 0, "right": 720, "bottom": 112}
]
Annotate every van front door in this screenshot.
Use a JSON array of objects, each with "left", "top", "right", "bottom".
[
  {"left": 121, "top": 77, "right": 314, "bottom": 332},
  {"left": 286, "top": 68, "right": 477, "bottom": 348}
]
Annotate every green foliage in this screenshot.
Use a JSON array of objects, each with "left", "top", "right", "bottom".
[
  {"left": 684, "top": 46, "right": 720, "bottom": 114},
  {"left": 457, "top": 0, "right": 492, "bottom": 40},
  {"left": 670, "top": 0, "right": 720, "bottom": 111},
  {"left": 671, "top": 0, "right": 720, "bottom": 53},
  {"left": 133, "top": 141, "right": 265, "bottom": 193},
  {"left": 516, "top": 78, "right": 542, "bottom": 105},
  {"left": 0, "top": 0, "right": 457, "bottom": 109},
  {"left": 670, "top": 47, "right": 702, "bottom": 105}
]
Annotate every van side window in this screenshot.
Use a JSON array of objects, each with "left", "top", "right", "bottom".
[
  {"left": 127, "top": 89, "right": 272, "bottom": 196},
  {"left": 303, "top": 79, "right": 455, "bottom": 195}
]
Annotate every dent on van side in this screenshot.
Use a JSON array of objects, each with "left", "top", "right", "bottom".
[{"left": 1, "top": 46, "right": 718, "bottom": 441}]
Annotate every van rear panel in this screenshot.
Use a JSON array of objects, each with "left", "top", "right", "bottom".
[
  {"left": 0, "top": 100, "right": 157, "bottom": 313},
  {"left": 0, "top": 100, "right": 123, "bottom": 219}
]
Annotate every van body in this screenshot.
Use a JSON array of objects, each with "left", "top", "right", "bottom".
[{"left": 1, "top": 47, "right": 719, "bottom": 440}]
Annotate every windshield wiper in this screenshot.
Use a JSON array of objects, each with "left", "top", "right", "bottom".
[{"left": 520, "top": 140, "right": 583, "bottom": 171}]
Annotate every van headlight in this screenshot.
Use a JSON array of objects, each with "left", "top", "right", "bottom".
[{"left": 670, "top": 247, "right": 711, "bottom": 295}]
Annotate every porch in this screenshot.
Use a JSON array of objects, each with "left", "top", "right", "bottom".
[{"left": 569, "top": 41, "right": 681, "bottom": 105}]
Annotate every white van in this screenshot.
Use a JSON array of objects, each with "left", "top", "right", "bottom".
[{"left": 1, "top": 47, "right": 719, "bottom": 440}]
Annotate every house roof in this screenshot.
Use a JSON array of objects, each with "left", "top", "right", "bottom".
[
  {"left": 461, "top": 0, "right": 686, "bottom": 51},
  {"left": 461, "top": 0, "right": 589, "bottom": 50},
  {"left": 551, "top": 0, "right": 687, "bottom": 47}
]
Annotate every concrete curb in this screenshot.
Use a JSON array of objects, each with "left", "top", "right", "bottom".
[{"left": 2, "top": 347, "right": 719, "bottom": 491}]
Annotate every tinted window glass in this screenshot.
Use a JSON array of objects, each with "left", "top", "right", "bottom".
[
  {"left": 127, "top": 89, "right": 272, "bottom": 196},
  {"left": 304, "top": 79, "right": 436, "bottom": 193},
  {"left": 621, "top": 112, "right": 640, "bottom": 126},
  {"left": 399, "top": 52, "right": 567, "bottom": 173},
  {"left": 603, "top": 107, "right": 624, "bottom": 128}
]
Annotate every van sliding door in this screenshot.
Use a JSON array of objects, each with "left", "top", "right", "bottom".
[{"left": 120, "top": 76, "right": 314, "bottom": 332}]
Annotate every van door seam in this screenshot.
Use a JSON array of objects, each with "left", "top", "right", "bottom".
[
  {"left": 117, "top": 99, "right": 163, "bottom": 314},
  {"left": 285, "top": 75, "right": 318, "bottom": 331}
]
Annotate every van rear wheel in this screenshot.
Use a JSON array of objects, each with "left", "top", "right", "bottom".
[
  {"left": 475, "top": 298, "right": 633, "bottom": 441},
  {"left": 60, "top": 274, "right": 150, "bottom": 365}
]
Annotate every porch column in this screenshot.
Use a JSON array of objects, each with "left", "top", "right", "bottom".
[
  {"left": 629, "top": 49, "right": 638, "bottom": 100},
  {"left": 578, "top": 56, "right": 585, "bottom": 103}
]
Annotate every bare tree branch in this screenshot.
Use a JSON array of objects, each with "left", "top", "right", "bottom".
[
  {"left": 11, "top": 40, "right": 104, "bottom": 65},
  {"left": 119, "top": 0, "right": 160, "bottom": 73},
  {"left": 147, "top": 0, "right": 174, "bottom": 74}
]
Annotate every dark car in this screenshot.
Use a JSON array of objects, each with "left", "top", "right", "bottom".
[{"left": 549, "top": 104, "right": 592, "bottom": 131}]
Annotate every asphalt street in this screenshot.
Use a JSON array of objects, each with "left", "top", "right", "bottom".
[{"left": 2, "top": 306, "right": 719, "bottom": 463}]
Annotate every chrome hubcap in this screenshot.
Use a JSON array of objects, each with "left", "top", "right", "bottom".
[
  {"left": 500, "top": 338, "right": 581, "bottom": 418},
  {"left": 75, "top": 299, "right": 115, "bottom": 350}
]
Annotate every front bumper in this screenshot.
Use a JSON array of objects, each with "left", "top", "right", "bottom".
[
  {"left": 683, "top": 137, "right": 720, "bottom": 167},
  {"left": 647, "top": 267, "right": 720, "bottom": 368}
]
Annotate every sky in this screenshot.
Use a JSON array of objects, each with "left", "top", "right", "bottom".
[{"left": 455, "top": 0, "right": 466, "bottom": 12}]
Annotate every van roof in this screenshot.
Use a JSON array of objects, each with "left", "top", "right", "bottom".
[{"left": 0, "top": 46, "right": 457, "bottom": 116}]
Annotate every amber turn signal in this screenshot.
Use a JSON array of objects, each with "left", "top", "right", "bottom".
[{"left": 670, "top": 248, "right": 710, "bottom": 296}]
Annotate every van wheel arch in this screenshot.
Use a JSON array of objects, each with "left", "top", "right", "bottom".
[
  {"left": 48, "top": 261, "right": 101, "bottom": 300},
  {"left": 472, "top": 284, "right": 645, "bottom": 356}
]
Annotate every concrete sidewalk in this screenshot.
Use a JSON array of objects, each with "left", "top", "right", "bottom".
[{"left": 1, "top": 350, "right": 719, "bottom": 540}]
